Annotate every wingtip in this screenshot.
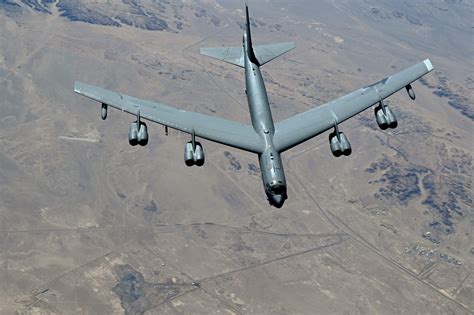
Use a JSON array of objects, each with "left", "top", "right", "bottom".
[
  {"left": 73, "top": 81, "right": 82, "bottom": 93},
  {"left": 424, "top": 59, "right": 434, "bottom": 72},
  {"left": 74, "top": 81, "right": 89, "bottom": 94}
]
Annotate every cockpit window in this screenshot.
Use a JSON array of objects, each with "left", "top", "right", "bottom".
[{"left": 270, "top": 185, "right": 285, "bottom": 195}]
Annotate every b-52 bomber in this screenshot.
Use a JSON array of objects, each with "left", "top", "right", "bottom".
[{"left": 74, "top": 5, "right": 433, "bottom": 208}]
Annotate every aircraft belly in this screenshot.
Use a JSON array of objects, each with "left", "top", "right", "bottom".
[{"left": 247, "top": 74, "right": 274, "bottom": 134}]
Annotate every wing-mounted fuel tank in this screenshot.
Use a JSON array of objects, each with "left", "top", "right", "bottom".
[
  {"left": 406, "top": 84, "right": 416, "bottom": 100},
  {"left": 329, "top": 122, "right": 351, "bottom": 157},
  {"left": 101, "top": 103, "right": 108, "bottom": 120},
  {"left": 374, "top": 100, "right": 397, "bottom": 130}
]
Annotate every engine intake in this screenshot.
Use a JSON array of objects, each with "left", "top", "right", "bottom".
[
  {"left": 375, "top": 102, "right": 397, "bottom": 130},
  {"left": 329, "top": 131, "right": 351, "bottom": 157}
]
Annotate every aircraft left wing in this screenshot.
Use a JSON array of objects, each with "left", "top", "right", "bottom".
[
  {"left": 74, "top": 82, "right": 263, "bottom": 153},
  {"left": 273, "top": 59, "right": 434, "bottom": 152}
]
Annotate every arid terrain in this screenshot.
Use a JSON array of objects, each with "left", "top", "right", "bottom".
[{"left": 0, "top": 0, "right": 472, "bottom": 314}]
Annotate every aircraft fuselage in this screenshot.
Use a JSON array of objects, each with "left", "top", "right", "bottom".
[{"left": 243, "top": 32, "right": 287, "bottom": 208}]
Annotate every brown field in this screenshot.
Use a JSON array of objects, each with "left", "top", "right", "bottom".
[{"left": 0, "top": 0, "right": 472, "bottom": 314}]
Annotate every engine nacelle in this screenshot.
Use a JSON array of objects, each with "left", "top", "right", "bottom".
[
  {"left": 329, "top": 131, "right": 351, "bottom": 157},
  {"left": 138, "top": 122, "right": 149, "bottom": 146},
  {"left": 194, "top": 142, "right": 205, "bottom": 166},
  {"left": 128, "top": 121, "right": 139, "bottom": 146},
  {"left": 184, "top": 142, "right": 195, "bottom": 166},
  {"left": 375, "top": 103, "right": 398, "bottom": 130},
  {"left": 184, "top": 142, "right": 205, "bottom": 167},
  {"left": 101, "top": 103, "right": 108, "bottom": 120}
]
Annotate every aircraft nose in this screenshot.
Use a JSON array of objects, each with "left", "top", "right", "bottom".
[{"left": 271, "top": 194, "right": 286, "bottom": 208}]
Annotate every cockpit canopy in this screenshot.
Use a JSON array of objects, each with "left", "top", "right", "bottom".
[{"left": 267, "top": 181, "right": 286, "bottom": 195}]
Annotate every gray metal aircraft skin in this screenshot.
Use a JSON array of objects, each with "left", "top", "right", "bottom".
[{"left": 74, "top": 5, "right": 434, "bottom": 208}]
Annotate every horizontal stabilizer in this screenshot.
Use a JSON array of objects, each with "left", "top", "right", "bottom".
[
  {"left": 253, "top": 42, "right": 295, "bottom": 65},
  {"left": 200, "top": 47, "right": 245, "bottom": 67},
  {"left": 200, "top": 42, "right": 294, "bottom": 67}
]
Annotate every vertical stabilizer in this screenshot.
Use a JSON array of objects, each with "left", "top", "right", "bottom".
[
  {"left": 245, "top": 4, "right": 252, "bottom": 48},
  {"left": 244, "top": 4, "right": 260, "bottom": 66}
]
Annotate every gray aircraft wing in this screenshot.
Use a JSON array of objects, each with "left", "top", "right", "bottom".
[
  {"left": 74, "top": 82, "right": 263, "bottom": 153},
  {"left": 273, "top": 59, "right": 434, "bottom": 152}
]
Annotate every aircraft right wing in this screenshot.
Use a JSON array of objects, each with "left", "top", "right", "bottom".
[{"left": 273, "top": 59, "right": 434, "bottom": 152}]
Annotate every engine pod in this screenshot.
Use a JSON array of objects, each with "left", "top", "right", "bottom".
[
  {"left": 375, "top": 108, "right": 389, "bottom": 130},
  {"left": 184, "top": 142, "right": 195, "bottom": 167},
  {"left": 194, "top": 142, "right": 205, "bottom": 167},
  {"left": 128, "top": 121, "right": 139, "bottom": 146},
  {"left": 329, "top": 132, "right": 343, "bottom": 157},
  {"left": 339, "top": 133, "right": 352, "bottom": 156},
  {"left": 384, "top": 106, "right": 398, "bottom": 129},
  {"left": 138, "top": 122, "right": 149, "bottom": 146}
]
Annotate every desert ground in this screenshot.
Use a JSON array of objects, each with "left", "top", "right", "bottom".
[{"left": 0, "top": 0, "right": 472, "bottom": 314}]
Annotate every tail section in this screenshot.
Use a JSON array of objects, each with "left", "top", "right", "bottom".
[
  {"left": 244, "top": 3, "right": 259, "bottom": 65},
  {"left": 245, "top": 3, "right": 252, "bottom": 47},
  {"left": 200, "top": 4, "right": 294, "bottom": 67}
]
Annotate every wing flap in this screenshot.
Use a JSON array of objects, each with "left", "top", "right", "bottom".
[
  {"left": 74, "top": 82, "right": 263, "bottom": 153},
  {"left": 273, "top": 59, "right": 434, "bottom": 152}
]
